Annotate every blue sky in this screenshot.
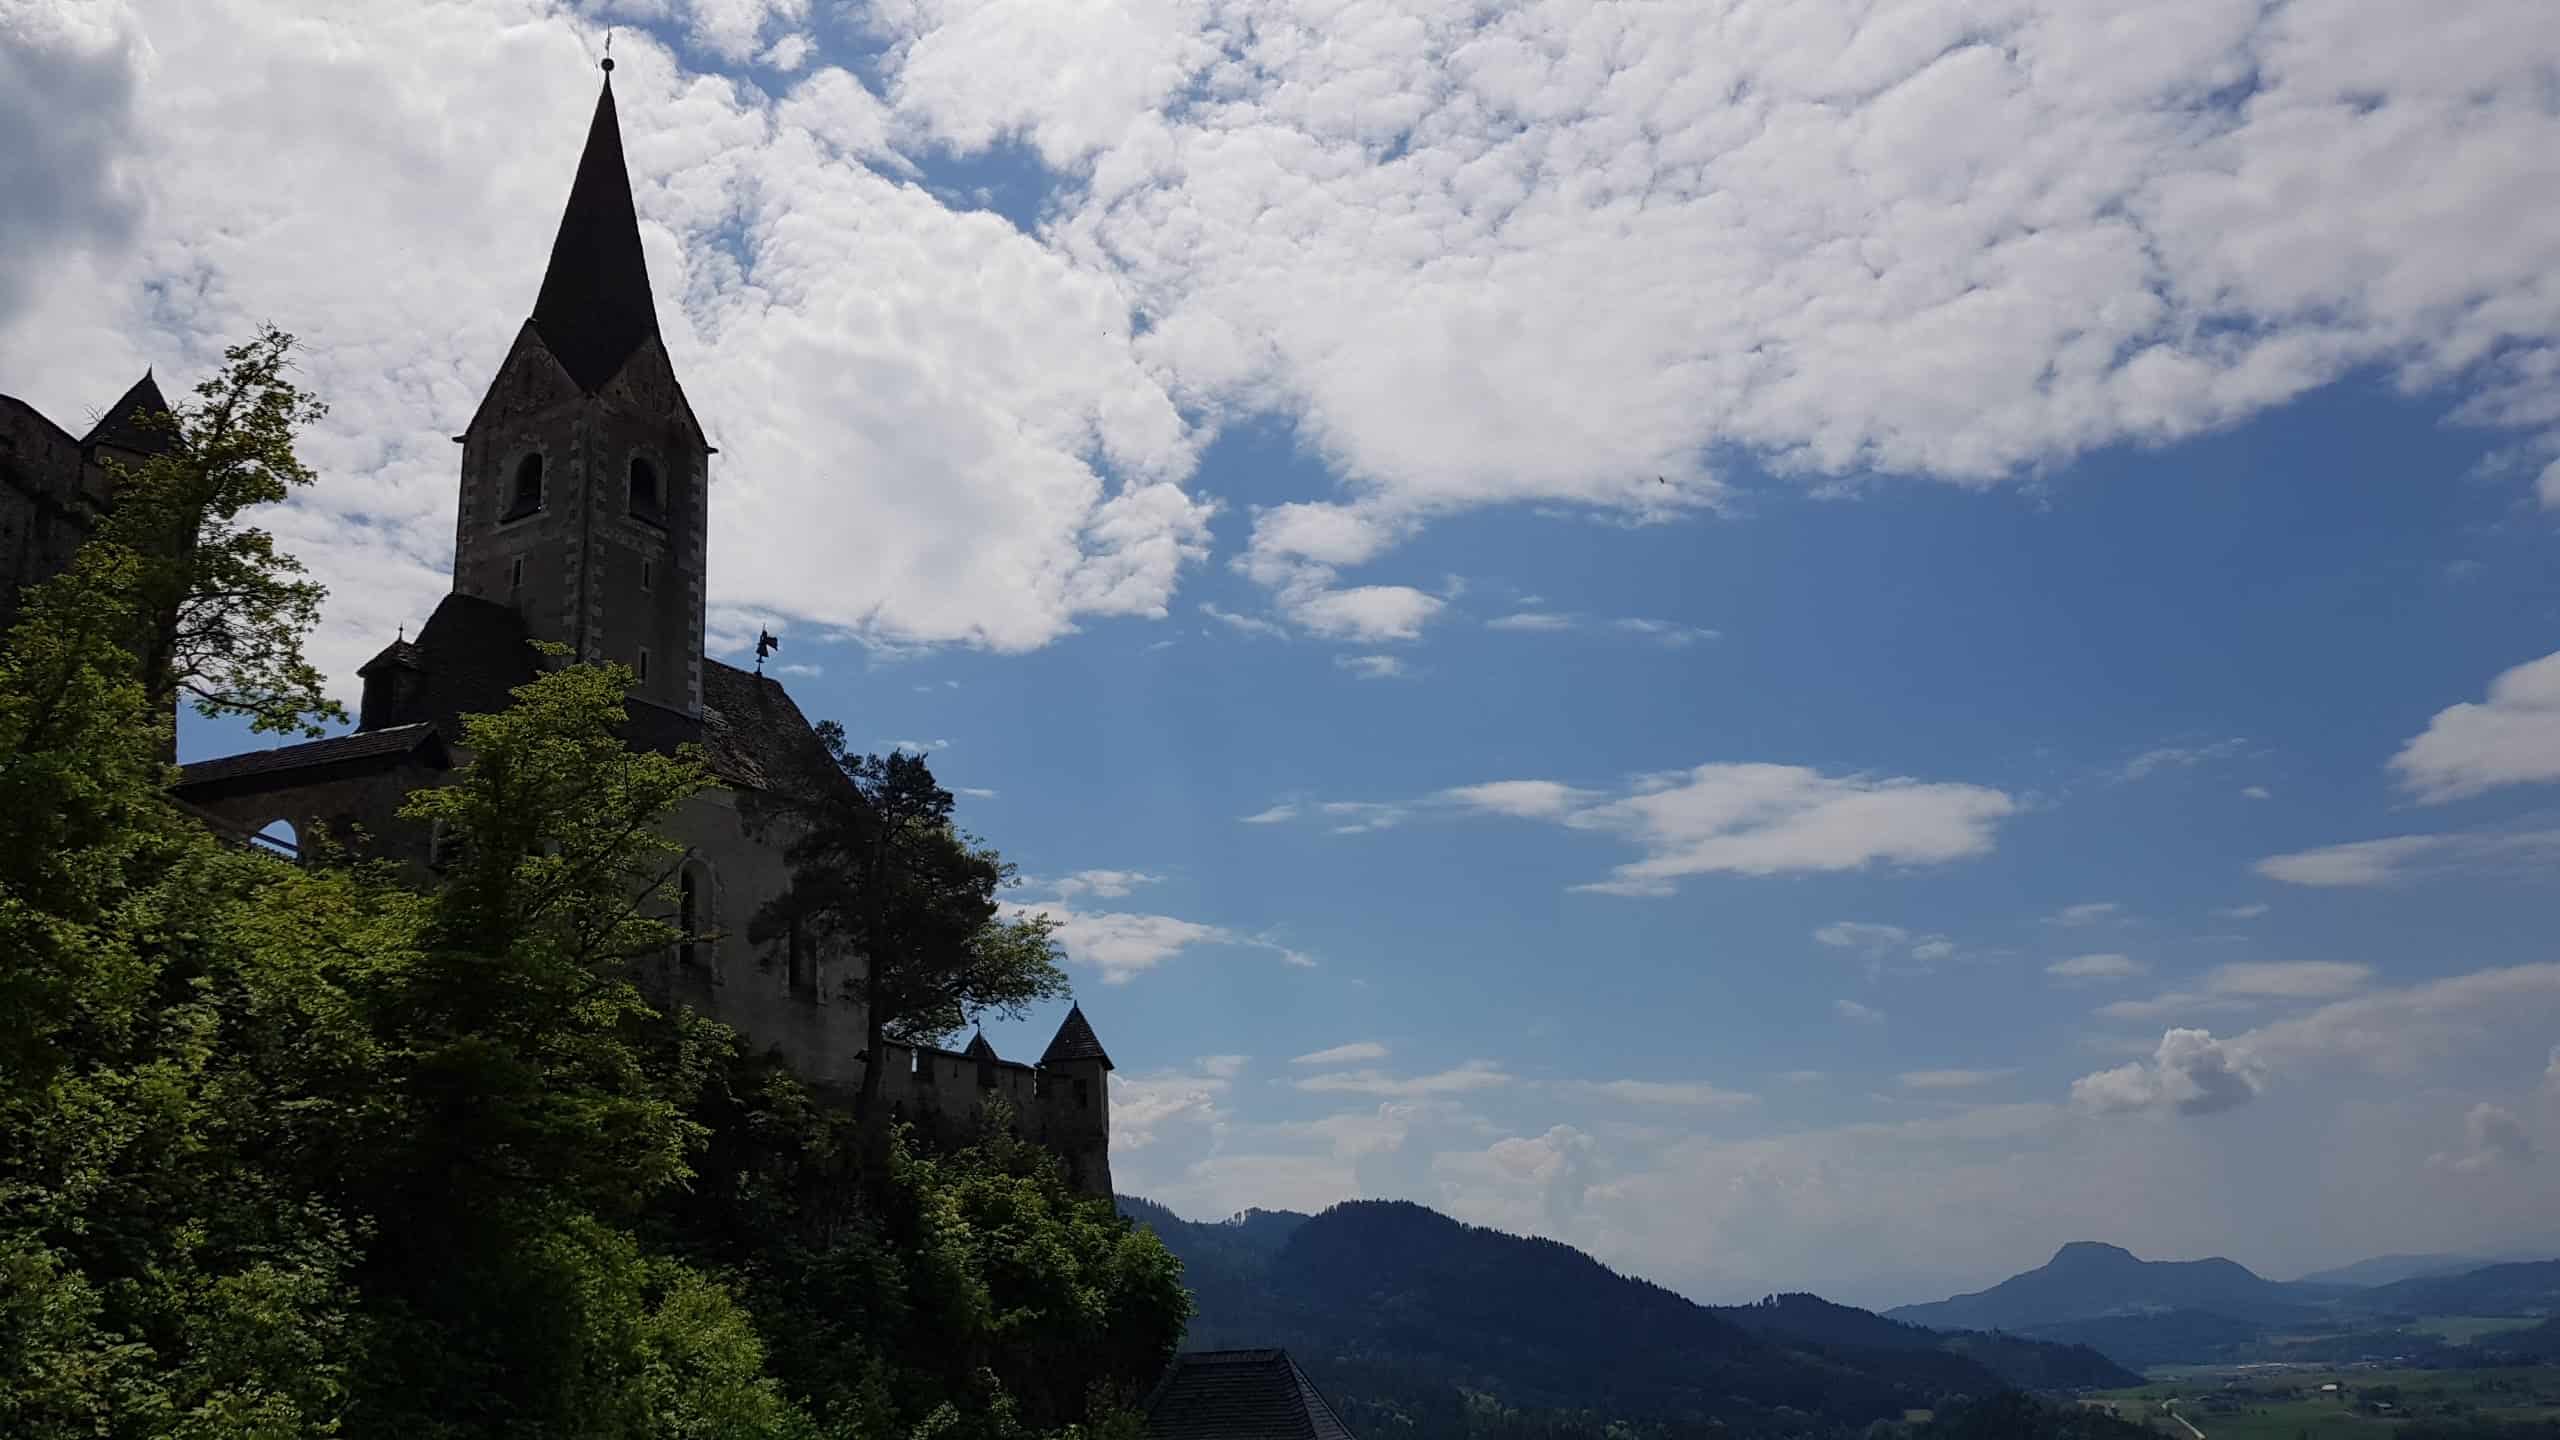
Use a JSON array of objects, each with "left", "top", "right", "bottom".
[{"left": 11, "top": 0, "right": 2560, "bottom": 1308}]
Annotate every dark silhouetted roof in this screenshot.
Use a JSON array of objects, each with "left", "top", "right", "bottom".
[
  {"left": 530, "top": 75, "right": 660, "bottom": 393},
  {"left": 174, "top": 722, "right": 446, "bottom": 793},
  {"left": 1143, "top": 1350, "right": 1356, "bottom": 1440},
  {"left": 699, "top": 659, "right": 834, "bottom": 792},
  {"left": 1039, "top": 1004, "right": 1113, "bottom": 1070},
  {"left": 397, "top": 593, "right": 544, "bottom": 738},
  {"left": 82, "top": 372, "right": 174, "bottom": 456},
  {"left": 358, "top": 638, "right": 425, "bottom": 676},
  {"left": 964, "top": 1031, "right": 998, "bottom": 1061}
]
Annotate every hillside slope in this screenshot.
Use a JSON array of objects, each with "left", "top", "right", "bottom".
[
  {"left": 1123, "top": 1195, "right": 2132, "bottom": 1440},
  {"left": 2350, "top": 1259, "right": 2560, "bottom": 1317}
]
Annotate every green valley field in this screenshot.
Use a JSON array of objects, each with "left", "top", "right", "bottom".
[{"left": 2087, "top": 1367, "right": 2560, "bottom": 1440}]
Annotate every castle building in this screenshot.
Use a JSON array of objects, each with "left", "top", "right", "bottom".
[{"left": 0, "top": 64, "right": 1111, "bottom": 1197}]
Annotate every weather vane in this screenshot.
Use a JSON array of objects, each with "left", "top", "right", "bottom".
[
  {"left": 755, "top": 628, "right": 780, "bottom": 674},
  {"left": 602, "top": 29, "right": 615, "bottom": 73}
]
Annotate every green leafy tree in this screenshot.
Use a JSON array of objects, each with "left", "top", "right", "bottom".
[
  {"left": 83, "top": 324, "right": 343, "bottom": 736},
  {"left": 745, "top": 731, "right": 1068, "bottom": 1121}
]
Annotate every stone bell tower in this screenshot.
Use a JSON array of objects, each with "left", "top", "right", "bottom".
[{"left": 449, "top": 59, "right": 709, "bottom": 719}]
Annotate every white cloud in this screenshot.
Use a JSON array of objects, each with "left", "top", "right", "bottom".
[
  {"left": 2120, "top": 738, "right": 2247, "bottom": 782},
  {"left": 1488, "top": 611, "right": 1576, "bottom": 632},
  {"left": 1571, "top": 1079, "right": 1757, "bottom": 1108},
  {"left": 2255, "top": 829, "right": 2560, "bottom": 887},
  {"left": 2213, "top": 902, "right": 2270, "bottom": 920},
  {"left": 1111, "top": 1055, "right": 1240, "bottom": 1149},
  {"left": 2547, "top": 1045, "right": 2560, "bottom": 1093},
  {"left": 1005, "top": 902, "right": 1226, "bottom": 983},
  {"left": 1044, "top": 868, "right": 1164, "bottom": 899},
  {"left": 2541, "top": 457, "right": 2560, "bottom": 509},
  {"left": 2073, "top": 1028, "right": 2267, "bottom": 1116},
  {"left": 1334, "top": 653, "right": 1408, "bottom": 679},
  {"left": 2431, "top": 1102, "right": 2536, "bottom": 1174},
  {"left": 1835, "top": 999, "right": 1885, "bottom": 1024},
  {"left": 1567, "top": 764, "right": 2016, "bottom": 894},
  {"left": 956, "top": 785, "right": 999, "bottom": 799},
  {"left": 2208, "top": 961, "right": 2371, "bottom": 999},
  {"left": 1238, "top": 802, "right": 1298, "bottom": 824},
  {"left": 2391, "top": 650, "right": 2560, "bottom": 802},
  {"left": 1910, "top": 939, "right": 1958, "bottom": 963},
  {"left": 755, "top": 33, "right": 814, "bottom": 71},
  {"left": 2242, "top": 785, "right": 2274, "bottom": 800},
  {"left": 1815, "top": 921, "right": 1911, "bottom": 953},
  {"left": 1611, "top": 618, "right": 1720, "bottom": 647},
  {"left": 1292, "top": 1040, "right": 1388, "bottom": 1067},
  {"left": 1320, "top": 800, "right": 1411, "bottom": 835},
  {"left": 886, "top": 737, "right": 952, "bottom": 753},
  {"left": 19, "top": 0, "right": 2560, "bottom": 697},
  {"left": 1200, "top": 602, "right": 1287, "bottom": 639},
  {"left": 2049, "top": 952, "right": 2146, "bottom": 981},
  {"left": 2046, "top": 901, "right": 2125, "bottom": 927},
  {"left": 1439, "top": 780, "right": 1595, "bottom": 819},
  {"left": 1900, "top": 1069, "right": 2017, "bottom": 1090},
  {"left": 1295, "top": 1060, "right": 1509, "bottom": 1099}
]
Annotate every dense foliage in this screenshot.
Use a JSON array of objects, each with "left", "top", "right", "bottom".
[
  {"left": 1125, "top": 1196, "right": 2137, "bottom": 1440},
  {"left": 0, "top": 335, "right": 1185, "bottom": 1438}
]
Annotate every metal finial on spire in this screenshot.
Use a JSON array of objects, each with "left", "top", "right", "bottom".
[{"left": 602, "top": 30, "right": 615, "bottom": 72}]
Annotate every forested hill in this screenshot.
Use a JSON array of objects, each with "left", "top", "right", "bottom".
[
  {"left": 1122, "top": 1195, "right": 2135, "bottom": 1440},
  {"left": 1884, "top": 1241, "right": 2327, "bottom": 1330},
  {"left": 2351, "top": 1260, "right": 2560, "bottom": 1317}
]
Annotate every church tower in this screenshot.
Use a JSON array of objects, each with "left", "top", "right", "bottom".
[{"left": 449, "top": 61, "right": 709, "bottom": 719}]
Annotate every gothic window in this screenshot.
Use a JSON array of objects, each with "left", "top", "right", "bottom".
[
  {"left": 504, "top": 452, "right": 544, "bottom": 521},
  {"left": 629, "top": 456, "right": 663, "bottom": 523},
  {"left": 251, "top": 818, "right": 298, "bottom": 860}
]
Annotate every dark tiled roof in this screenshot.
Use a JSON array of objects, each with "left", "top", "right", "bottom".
[
  {"left": 174, "top": 722, "right": 445, "bottom": 791},
  {"left": 964, "top": 1031, "right": 998, "bottom": 1061},
  {"left": 699, "top": 659, "right": 835, "bottom": 793},
  {"left": 357, "top": 638, "right": 424, "bottom": 675},
  {"left": 399, "top": 592, "right": 544, "bottom": 738},
  {"left": 530, "top": 75, "right": 660, "bottom": 393},
  {"left": 1144, "top": 1350, "right": 1357, "bottom": 1440},
  {"left": 1039, "top": 1004, "right": 1114, "bottom": 1070},
  {"left": 82, "top": 372, "right": 174, "bottom": 455}
]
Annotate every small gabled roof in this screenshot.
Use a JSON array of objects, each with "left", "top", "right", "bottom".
[
  {"left": 1039, "top": 1004, "right": 1113, "bottom": 1070},
  {"left": 964, "top": 1030, "right": 999, "bottom": 1061},
  {"left": 82, "top": 372, "right": 174, "bottom": 456},
  {"left": 529, "top": 73, "right": 661, "bottom": 393},
  {"left": 1143, "top": 1350, "right": 1357, "bottom": 1440}
]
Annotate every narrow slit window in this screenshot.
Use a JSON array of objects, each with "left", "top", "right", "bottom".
[
  {"left": 509, "top": 556, "right": 525, "bottom": 592},
  {"left": 640, "top": 558, "right": 652, "bottom": 593},
  {"left": 636, "top": 647, "right": 650, "bottom": 682}
]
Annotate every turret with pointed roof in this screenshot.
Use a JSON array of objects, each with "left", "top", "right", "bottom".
[
  {"left": 529, "top": 77, "right": 662, "bottom": 395},
  {"left": 1040, "top": 1003, "right": 1115, "bottom": 1069}
]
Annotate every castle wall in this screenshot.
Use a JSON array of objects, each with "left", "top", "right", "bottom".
[
  {"left": 0, "top": 396, "right": 106, "bottom": 630},
  {"left": 177, "top": 760, "right": 445, "bottom": 866}
]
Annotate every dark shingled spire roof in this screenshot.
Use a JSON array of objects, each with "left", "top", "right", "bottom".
[
  {"left": 1143, "top": 1350, "right": 1357, "bottom": 1440},
  {"left": 964, "top": 1031, "right": 998, "bottom": 1061},
  {"left": 82, "top": 371, "right": 174, "bottom": 455},
  {"left": 1039, "top": 1004, "right": 1113, "bottom": 1070},
  {"left": 530, "top": 73, "right": 660, "bottom": 393}
]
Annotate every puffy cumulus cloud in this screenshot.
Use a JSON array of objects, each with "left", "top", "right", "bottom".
[
  {"left": 999, "top": 894, "right": 1313, "bottom": 982},
  {"left": 2430, "top": 1103, "right": 2536, "bottom": 1175},
  {"left": 0, "top": 5, "right": 1213, "bottom": 696},
  {"left": 1010, "top": 0, "right": 2560, "bottom": 593},
  {"left": 2392, "top": 651, "right": 2560, "bottom": 802},
  {"left": 0, "top": 1, "right": 145, "bottom": 328},
  {"left": 1110, "top": 1055, "right": 1240, "bottom": 1149},
  {"left": 1432, "top": 1124, "right": 1598, "bottom": 1238},
  {"left": 1036, "top": 867, "right": 1165, "bottom": 898},
  {"left": 2073, "top": 1028, "right": 2268, "bottom": 1117},
  {"left": 1565, "top": 765, "right": 2015, "bottom": 894},
  {"left": 1333, "top": 652, "right": 1408, "bottom": 679},
  {"left": 2049, "top": 952, "right": 2145, "bottom": 981},
  {"left": 2255, "top": 830, "right": 2560, "bottom": 888}
]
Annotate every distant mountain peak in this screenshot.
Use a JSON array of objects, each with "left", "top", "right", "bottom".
[{"left": 2049, "top": 1241, "right": 2140, "bottom": 1267}]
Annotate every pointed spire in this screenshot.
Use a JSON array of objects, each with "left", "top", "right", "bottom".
[
  {"left": 529, "top": 70, "right": 660, "bottom": 393},
  {"left": 1038, "top": 1004, "right": 1113, "bottom": 1070},
  {"left": 82, "top": 371, "right": 174, "bottom": 455},
  {"left": 964, "top": 1030, "right": 998, "bottom": 1062}
]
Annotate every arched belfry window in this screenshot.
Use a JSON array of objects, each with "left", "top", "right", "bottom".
[
  {"left": 629, "top": 456, "right": 663, "bottom": 523},
  {"left": 504, "top": 452, "right": 544, "bottom": 521}
]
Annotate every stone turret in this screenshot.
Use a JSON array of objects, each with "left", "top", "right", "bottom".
[{"left": 1037, "top": 1005, "right": 1114, "bottom": 1198}]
